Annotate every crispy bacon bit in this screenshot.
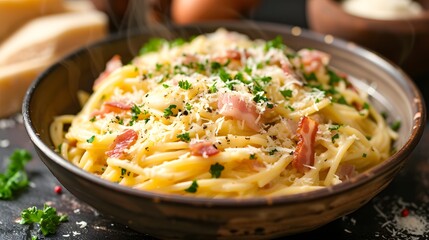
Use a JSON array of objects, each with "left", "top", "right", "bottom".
[
  {"left": 297, "top": 49, "right": 330, "bottom": 74},
  {"left": 336, "top": 164, "right": 358, "bottom": 181},
  {"left": 292, "top": 117, "right": 319, "bottom": 173},
  {"left": 106, "top": 129, "right": 138, "bottom": 159},
  {"left": 91, "top": 101, "right": 132, "bottom": 117},
  {"left": 93, "top": 55, "right": 123, "bottom": 89},
  {"left": 190, "top": 141, "right": 219, "bottom": 157},
  {"left": 217, "top": 93, "right": 261, "bottom": 131}
]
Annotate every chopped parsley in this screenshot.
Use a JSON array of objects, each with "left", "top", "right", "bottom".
[
  {"left": 185, "top": 103, "right": 192, "bottom": 111},
  {"left": 89, "top": 116, "right": 96, "bottom": 122},
  {"left": 280, "top": 89, "right": 293, "bottom": 99},
  {"left": 303, "top": 72, "right": 318, "bottom": 81},
  {"left": 0, "top": 149, "right": 32, "bottom": 199},
  {"left": 177, "top": 132, "right": 191, "bottom": 142},
  {"left": 139, "top": 38, "right": 166, "bottom": 55},
  {"left": 211, "top": 61, "right": 222, "bottom": 72},
  {"left": 249, "top": 154, "right": 257, "bottom": 160},
  {"left": 185, "top": 180, "right": 198, "bottom": 193},
  {"left": 20, "top": 204, "right": 68, "bottom": 236},
  {"left": 170, "top": 38, "right": 186, "bottom": 47},
  {"left": 334, "top": 96, "right": 348, "bottom": 105},
  {"left": 162, "top": 83, "right": 170, "bottom": 88},
  {"left": 329, "top": 124, "right": 341, "bottom": 130},
  {"left": 391, "top": 121, "right": 401, "bottom": 131},
  {"left": 86, "top": 136, "right": 95, "bottom": 143},
  {"left": 287, "top": 105, "right": 295, "bottom": 111},
  {"left": 264, "top": 36, "right": 284, "bottom": 51},
  {"left": 131, "top": 104, "right": 142, "bottom": 122},
  {"left": 209, "top": 82, "right": 218, "bottom": 93},
  {"left": 121, "top": 168, "right": 126, "bottom": 176},
  {"left": 219, "top": 69, "right": 231, "bottom": 82},
  {"left": 269, "top": 149, "right": 278, "bottom": 155},
  {"left": 363, "top": 102, "right": 370, "bottom": 110},
  {"left": 331, "top": 133, "right": 340, "bottom": 143},
  {"left": 178, "top": 80, "right": 192, "bottom": 90},
  {"left": 327, "top": 69, "right": 344, "bottom": 85},
  {"left": 362, "top": 153, "right": 367, "bottom": 158},
  {"left": 209, "top": 163, "right": 224, "bottom": 178},
  {"left": 163, "top": 104, "right": 177, "bottom": 117}
]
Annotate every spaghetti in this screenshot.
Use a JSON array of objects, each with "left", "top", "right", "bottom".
[{"left": 50, "top": 29, "right": 397, "bottom": 198}]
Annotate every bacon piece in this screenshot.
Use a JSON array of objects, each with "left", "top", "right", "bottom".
[
  {"left": 106, "top": 129, "right": 138, "bottom": 159},
  {"left": 212, "top": 49, "right": 247, "bottom": 69},
  {"left": 190, "top": 141, "right": 219, "bottom": 157},
  {"left": 297, "top": 49, "right": 330, "bottom": 74},
  {"left": 217, "top": 93, "right": 261, "bottom": 131},
  {"left": 91, "top": 101, "right": 132, "bottom": 117},
  {"left": 336, "top": 164, "right": 358, "bottom": 181},
  {"left": 292, "top": 117, "right": 319, "bottom": 173},
  {"left": 93, "top": 55, "right": 123, "bottom": 89}
]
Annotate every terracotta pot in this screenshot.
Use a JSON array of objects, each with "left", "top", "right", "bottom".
[{"left": 307, "top": 0, "right": 429, "bottom": 77}]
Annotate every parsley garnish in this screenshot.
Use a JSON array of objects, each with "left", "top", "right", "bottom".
[
  {"left": 211, "top": 62, "right": 222, "bottom": 72},
  {"left": 139, "top": 38, "right": 166, "bottom": 55},
  {"left": 287, "top": 105, "right": 295, "bottom": 111},
  {"left": 162, "top": 84, "right": 169, "bottom": 88},
  {"left": 89, "top": 116, "right": 96, "bottom": 122},
  {"left": 327, "top": 69, "right": 344, "bottom": 85},
  {"left": 335, "top": 96, "right": 348, "bottom": 105},
  {"left": 86, "top": 136, "right": 95, "bottom": 143},
  {"left": 331, "top": 133, "right": 340, "bottom": 143},
  {"left": 269, "top": 149, "right": 278, "bottom": 155},
  {"left": 329, "top": 124, "right": 341, "bottom": 130},
  {"left": 185, "top": 103, "right": 192, "bottom": 111},
  {"left": 20, "top": 204, "right": 68, "bottom": 236},
  {"left": 362, "top": 153, "right": 367, "bottom": 158},
  {"left": 177, "top": 132, "right": 191, "bottom": 142},
  {"left": 170, "top": 38, "right": 186, "bottom": 47},
  {"left": 363, "top": 102, "right": 370, "bottom": 110},
  {"left": 209, "top": 163, "right": 224, "bottom": 178},
  {"left": 209, "top": 82, "right": 218, "bottom": 93},
  {"left": 264, "top": 36, "right": 284, "bottom": 51},
  {"left": 303, "top": 72, "right": 318, "bottom": 81},
  {"left": 131, "top": 104, "right": 141, "bottom": 122},
  {"left": 121, "top": 168, "right": 126, "bottom": 176},
  {"left": 219, "top": 69, "right": 231, "bottom": 82},
  {"left": 280, "top": 89, "right": 293, "bottom": 99},
  {"left": 178, "top": 80, "right": 192, "bottom": 90},
  {"left": 185, "top": 180, "right": 198, "bottom": 193},
  {"left": 163, "top": 104, "right": 177, "bottom": 117},
  {"left": 0, "top": 149, "right": 32, "bottom": 199},
  {"left": 391, "top": 121, "right": 401, "bottom": 131},
  {"left": 249, "top": 154, "right": 256, "bottom": 160}
]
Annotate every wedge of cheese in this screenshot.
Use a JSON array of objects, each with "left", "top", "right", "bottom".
[
  {"left": 0, "top": 0, "right": 65, "bottom": 42},
  {"left": 0, "top": 10, "right": 107, "bottom": 117}
]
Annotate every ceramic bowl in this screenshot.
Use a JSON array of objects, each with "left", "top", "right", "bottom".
[
  {"left": 23, "top": 22, "right": 425, "bottom": 239},
  {"left": 307, "top": 0, "right": 429, "bottom": 77}
]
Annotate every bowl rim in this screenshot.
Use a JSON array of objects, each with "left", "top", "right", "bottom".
[{"left": 23, "top": 21, "right": 426, "bottom": 208}]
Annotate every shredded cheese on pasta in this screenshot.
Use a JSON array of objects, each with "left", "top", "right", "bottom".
[{"left": 50, "top": 29, "right": 397, "bottom": 198}]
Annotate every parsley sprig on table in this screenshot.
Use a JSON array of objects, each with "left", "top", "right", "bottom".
[
  {"left": 0, "top": 149, "right": 32, "bottom": 199},
  {"left": 20, "top": 204, "right": 68, "bottom": 236}
]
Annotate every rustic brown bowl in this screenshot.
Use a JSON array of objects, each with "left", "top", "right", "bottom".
[
  {"left": 307, "top": 0, "right": 429, "bottom": 77},
  {"left": 23, "top": 22, "right": 425, "bottom": 239}
]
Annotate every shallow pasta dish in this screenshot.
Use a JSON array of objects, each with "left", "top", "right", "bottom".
[{"left": 50, "top": 29, "right": 397, "bottom": 198}]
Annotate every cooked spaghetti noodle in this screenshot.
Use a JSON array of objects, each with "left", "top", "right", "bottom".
[{"left": 50, "top": 29, "right": 397, "bottom": 197}]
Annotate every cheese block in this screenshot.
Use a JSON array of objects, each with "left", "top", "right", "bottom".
[
  {"left": 0, "top": 0, "right": 64, "bottom": 42},
  {"left": 0, "top": 10, "right": 107, "bottom": 117},
  {"left": 0, "top": 11, "right": 107, "bottom": 66}
]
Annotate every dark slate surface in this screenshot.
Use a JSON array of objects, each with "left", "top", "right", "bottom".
[{"left": 0, "top": 110, "right": 428, "bottom": 239}]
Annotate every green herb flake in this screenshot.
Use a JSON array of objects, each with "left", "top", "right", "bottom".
[
  {"left": 287, "top": 105, "right": 295, "bottom": 111},
  {"left": 121, "top": 168, "right": 126, "bottom": 176},
  {"left": 280, "top": 89, "right": 293, "bottom": 99},
  {"left": 219, "top": 69, "right": 231, "bottom": 82},
  {"left": 0, "top": 149, "right": 32, "bottom": 199},
  {"left": 185, "top": 180, "right": 198, "bottom": 193},
  {"left": 155, "top": 63, "right": 163, "bottom": 71},
  {"left": 269, "top": 149, "right": 278, "bottom": 155},
  {"left": 178, "top": 80, "right": 192, "bottom": 90},
  {"left": 331, "top": 133, "right": 340, "bottom": 143},
  {"left": 362, "top": 153, "right": 367, "bottom": 158},
  {"left": 19, "top": 204, "right": 68, "bottom": 236},
  {"left": 209, "top": 82, "right": 218, "bottom": 93},
  {"left": 31, "top": 236, "right": 38, "bottom": 240},
  {"left": 209, "top": 163, "right": 225, "bottom": 178},
  {"left": 86, "top": 136, "right": 95, "bottom": 143},
  {"left": 303, "top": 72, "right": 318, "bottom": 81},
  {"left": 89, "top": 116, "right": 96, "bottom": 122},
  {"left": 329, "top": 124, "right": 341, "bottom": 131},
  {"left": 335, "top": 96, "right": 348, "bottom": 105},
  {"left": 381, "top": 111, "right": 388, "bottom": 119},
  {"left": 244, "top": 65, "right": 252, "bottom": 75},
  {"left": 170, "top": 38, "right": 186, "bottom": 47},
  {"left": 139, "top": 38, "right": 166, "bottom": 55},
  {"left": 327, "top": 69, "right": 344, "bottom": 85},
  {"left": 185, "top": 103, "right": 192, "bottom": 111},
  {"left": 163, "top": 104, "right": 177, "bottom": 118},
  {"left": 211, "top": 62, "right": 222, "bottom": 72},
  {"left": 391, "top": 121, "right": 401, "bottom": 131},
  {"left": 177, "top": 132, "right": 191, "bottom": 142},
  {"left": 131, "top": 104, "right": 142, "bottom": 122},
  {"left": 249, "top": 154, "right": 257, "bottom": 160},
  {"left": 264, "top": 36, "right": 284, "bottom": 51},
  {"left": 363, "top": 102, "right": 370, "bottom": 110}
]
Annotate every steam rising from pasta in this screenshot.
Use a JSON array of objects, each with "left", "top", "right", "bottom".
[{"left": 50, "top": 29, "right": 397, "bottom": 198}]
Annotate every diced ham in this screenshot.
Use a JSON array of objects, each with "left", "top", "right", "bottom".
[
  {"left": 91, "top": 101, "right": 132, "bottom": 117},
  {"left": 106, "top": 129, "right": 138, "bottom": 159},
  {"left": 93, "top": 55, "right": 123, "bottom": 89},
  {"left": 292, "top": 116, "right": 319, "bottom": 173},
  {"left": 190, "top": 141, "right": 219, "bottom": 157},
  {"left": 182, "top": 54, "right": 198, "bottom": 65},
  {"left": 217, "top": 93, "right": 261, "bottom": 131},
  {"left": 212, "top": 49, "right": 247, "bottom": 69},
  {"left": 297, "top": 49, "right": 330, "bottom": 74}
]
